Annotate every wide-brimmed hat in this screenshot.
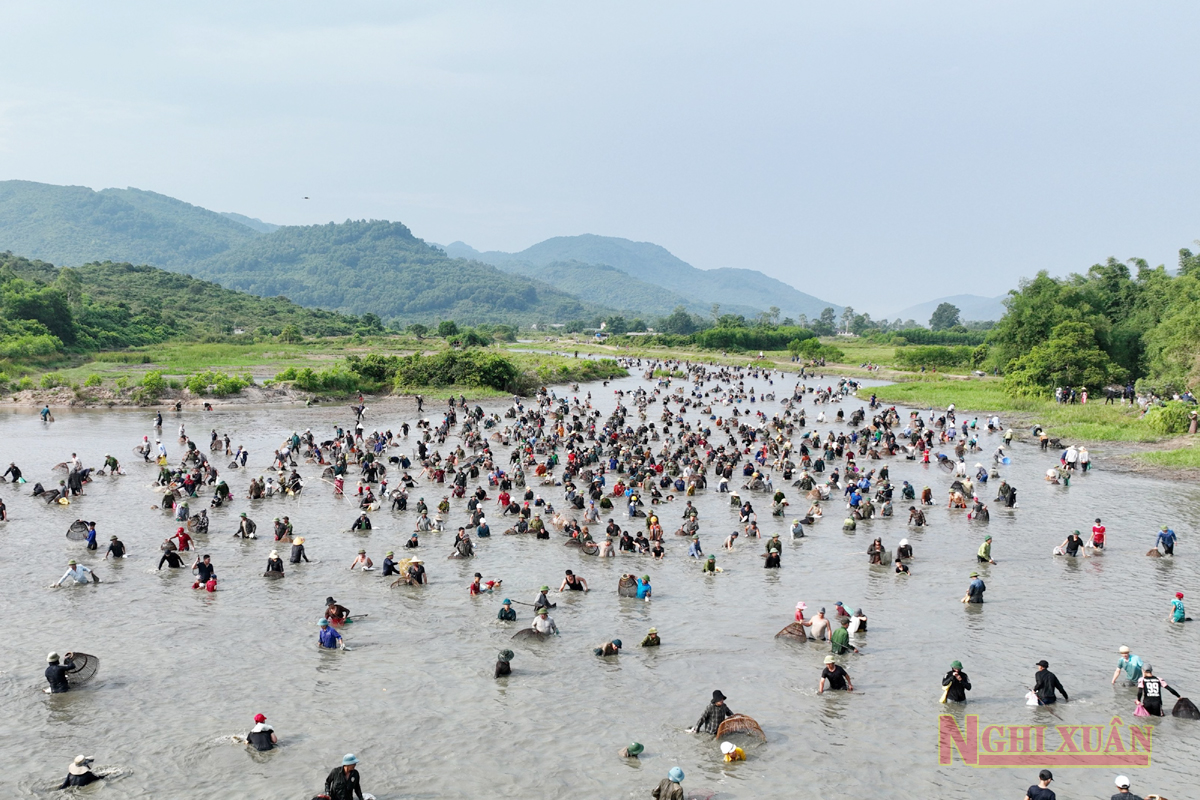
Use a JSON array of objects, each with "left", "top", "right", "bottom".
[
  {"left": 342, "top": 754, "right": 359, "bottom": 766},
  {"left": 540, "top": 585, "right": 550, "bottom": 592},
  {"left": 293, "top": 537, "right": 304, "bottom": 545},
  {"left": 626, "top": 742, "right": 644, "bottom": 755},
  {"left": 47, "top": 652, "right": 60, "bottom": 663},
  {"left": 497, "top": 649, "right": 514, "bottom": 662},
  {"left": 409, "top": 557, "right": 423, "bottom": 563},
  {"left": 823, "top": 655, "right": 836, "bottom": 664},
  {"left": 269, "top": 550, "right": 278, "bottom": 558},
  {"left": 721, "top": 741, "right": 737, "bottom": 755},
  {"left": 1119, "top": 645, "right": 1130, "bottom": 654},
  {"left": 648, "top": 627, "right": 657, "bottom": 634},
  {"left": 68, "top": 756, "right": 94, "bottom": 775}
]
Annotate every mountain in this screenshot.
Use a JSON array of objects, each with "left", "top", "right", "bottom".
[
  {"left": 221, "top": 211, "right": 280, "bottom": 233},
  {"left": 443, "top": 234, "right": 842, "bottom": 321},
  {"left": 0, "top": 251, "right": 360, "bottom": 355},
  {"left": 0, "top": 181, "right": 260, "bottom": 269},
  {"left": 193, "top": 220, "right": 605, "bottom": 325},
  {"left": 885, "top": 294, "right": 1007, "bottom": 325}
]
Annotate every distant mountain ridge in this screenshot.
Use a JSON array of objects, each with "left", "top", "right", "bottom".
[
  {"left": 0, "top": 181, "right": 259, "bottom": 268},
  {"left": 444, "top": 235, "right": 842, "bottom": 321},
  {"left": 884, "top": 294, "right": 1007, "bottom": 324},
  {"left": 0, "top": 179, "right": 838, "bottom": 326}
]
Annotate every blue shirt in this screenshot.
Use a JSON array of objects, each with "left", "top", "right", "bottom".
[
  {"left": 1157, "top": 529, "right": 1177, "bottom": 547},
  {"left": 318, "top": 627, "right": 342, "bottom": 648},
  {"left": 1117, "top": 655, "right": 1143, "bottom": 682},
  {"left": 637, "top": 580, "right": 652, "bottom": 599}
]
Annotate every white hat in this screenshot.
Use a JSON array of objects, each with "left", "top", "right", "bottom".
[
  {"left": 269, "top": 550, "right": 279, "bottom": 558},
  {"left": 899, "top": 538, "right": 908, "bottom": 545},
  {"left": 69, "top": 755, "right": 94, "bottom": 775},
  {"left": 720, "top": 741, "right": 736, "bottom": 755},
  {"left": 409, "top": 557, "right": 423, "bottom": 563},
  {"left": 1115, "top": 775, "right": 1130, "bottom": 789}
]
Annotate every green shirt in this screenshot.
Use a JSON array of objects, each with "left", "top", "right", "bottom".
[
  {"left": 831, "top": 626, "right": 852, "bottom": 654},
  {"left": 977, "top": 541, "right": 991, "bottom": 559}
]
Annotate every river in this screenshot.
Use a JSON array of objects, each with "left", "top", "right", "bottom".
[{"left": 2, "top": 368, "right": 1198, "bottom": 798}]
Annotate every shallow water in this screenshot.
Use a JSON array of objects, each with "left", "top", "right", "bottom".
[{"left": 2, "top": 370, "right": 1198, "bottom": 798}]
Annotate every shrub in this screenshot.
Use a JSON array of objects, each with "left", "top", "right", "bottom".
[
  {"left": 1145, "top": 401, "right": 1195, "bottom": 435},
  {"left": 16, "top": 376, "right": 34, "bottom": 391},
  {"left": 84, "top": 374, "right": 103, "bottom": 387},
  {"left": 114, "top": 376, "right": 128, "bottom": 390},
  {"left": 40, "top": 373, "right": 62, "bottom": 389}
]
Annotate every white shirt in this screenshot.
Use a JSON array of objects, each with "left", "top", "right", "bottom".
[{"left": 58, "top": 565, "right": 92, "bottom": 585}]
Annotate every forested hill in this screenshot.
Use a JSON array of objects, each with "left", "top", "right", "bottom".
[
  {"left": 0, "top": 252, "right": 358, "bottom": 357},
  {"left": 0, "top": 181, "right": 261, "bottom": 268},
  {"left": 193, "top": 220, "right": 605, "bottom": 325},
  {"left": 446, "top": 234, "right": 842, "bottom": 320}
]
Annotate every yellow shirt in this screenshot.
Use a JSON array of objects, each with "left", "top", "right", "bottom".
[{"left": 724, "top": 746, "right": 745, "bottom": 762}]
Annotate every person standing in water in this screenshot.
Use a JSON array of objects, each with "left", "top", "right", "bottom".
[
  {"left": 45, "top": 652, "right": 75, "bottom": 693},
  {"left": 246, "top": 713, "right": 277, "bottom": 751},
  {"left": 1156, "top": 525, "right": 1177, "bottom": 555},
  {"left": 324, "top": 754, "right": 364, "bottom": 800},
  {"left": 58, "top": 755, "right": 101, "bottom": 789},
  {"left": 688, "top": 690, "right": 733, "bottom": 735},
  {"left": 962, "top": 572, "right": 985, "bottom": 604},
  {"left": 1170, "top": 592, "right": 1189, "bottom": 622},
  {"left": 1112, "top": 646, "right": 1143, "bottom": 686},
  {"left": 1033, "top": 660, "right": 1068, "bottom": 705},
  {"left": 317, "top": 619, "right": 343, "bottom": 650},
  {"left": 1136, "top": 663, "right": 1180, "bottom": 717},
  {"left": 942, "top": 661, "right": 971, "bottom": 702}
]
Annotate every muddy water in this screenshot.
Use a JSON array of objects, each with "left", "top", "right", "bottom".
[{"left": 2, "top": 371, "right": 1198, "bottom": 798}]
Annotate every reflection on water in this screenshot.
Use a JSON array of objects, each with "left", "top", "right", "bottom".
[{"left": 0, "top": 370, "right": 1198, "bottom": 798}]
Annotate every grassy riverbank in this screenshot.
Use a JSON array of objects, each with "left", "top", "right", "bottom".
[{"left": 865, "top": 376, "right": 1170, "bottom": 443}]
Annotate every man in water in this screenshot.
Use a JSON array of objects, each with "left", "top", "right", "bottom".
[
  {"left": 158, "top": 548, "right": 185, "bottom": 570},
  {"left": 348, "top": 549, "right": 373, "bottom": 570},
  {"left": 688, "top": 690, "right": 733, "bottom": 735},
  {"left": 382, "top": 551, "right": 403, "bottom": 576},
  {"left": 1136, "top": 663, "right": 1180, "bottom": 717},
  {"left": 104, "top": 536, "right": 126, "bottom": 560},
  {"left": 594, "top": 638, "right": 622, "bottom": 657},
  {"left": 559, "top": 569, "right": 588, "bottom": 592},
  {"left": 246, "top": 713, "right": 277, "bottom": 751},
  {"left": 963, "top": 572, "right": 985, "bottom": 604},
  {"left": 830, "top": 618, "right": 858, "bottom": 654},
  {"left": 193, "top": 554, "right": 216, "bottom": 583},
  {"left": 1024, "top": 769, "right": 1055, "bottom": 800},
  {"left": 805, "top": 607, "right": 832, "bottom": 640},
  {"left": 1033, "top": 660, "right": 1068, "bottom": 705},
  {"left": 531, "top": 606, "right": 558, "bottom": 635},
  {"left": 942, "top": 660, "right": 971, "bottom": 702},
  {"left": 818, "top": 655, "right": 853, "bottom": 693},
  {"left": 317, "top": 619, "right": 343, "bottom": 650},
  {"left": 497, "top": 599, "right": 517, "bottom": 621},
  {"left": 325, "top": 597, "right": 350, "bottom": 624},
  {"left": 640, "top": 627, "right": 660, "bottom": 647},
  {"left": 1111, "top": 646, "right": 1143, "bottom": 686},
  {"left": 652, "top": 767, "right": 685, "bottom": 800},
  {"left": 1170, "top": 591, "right": 1187, "bottom": 623},
  {"left": 53, "top": 559, "right": 98, "bottom": 587},
  {"left": 974, "top": 535, "right": 995, "bottom": 564},
  {"left": 324, "top": 753, "right": 364, "bottom": 800},
  {"left": 533, "top": 585, "right": 556, "bottom": 612},
  {"left": 1156, "top": 525, "right": 1177, "bottom": 555},
  {"left": 58, "top": 755, "right": 101, "bottom": 789},
  {"left": 351, "top": 512, "right": 372, "bottom": 531},
  {"left": 45, "top": 652, "right": 75, "bottom": 693}
]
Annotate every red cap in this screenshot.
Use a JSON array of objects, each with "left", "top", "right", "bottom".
[
  {"left": 254, "top": 713, "right": 266, "bottom": 723},
  {"left": 177, "top": 527, "right": 184, "bottom": 534},
  {"left": 1177, "top": 592, "right": 1185, "bottom": 599}
]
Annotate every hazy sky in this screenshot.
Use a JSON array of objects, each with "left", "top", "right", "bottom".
[{"left": 1, "top": 1, "right": 1197, "bottom": 315}]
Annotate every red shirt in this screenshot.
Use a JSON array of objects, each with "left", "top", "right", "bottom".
[
  {"left": 1091, "top": 525, "right": 1105, "bottom": 544},
  {"left": 469, "top": 580, "right": 482, "bottom": 596}
]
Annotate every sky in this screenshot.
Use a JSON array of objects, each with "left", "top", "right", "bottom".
[{"left": 0, "top": 1, "right": 1197, "bottom": 315}]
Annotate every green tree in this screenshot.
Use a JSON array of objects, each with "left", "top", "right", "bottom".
[
  {"left": 1003, "top": 321, "right": 1125, "bottom": 396},
  {"left": 660, "top": 306, "right": 697, "bottom": 336},
  {"left": 604, "top": 316, "right": 629, "bottom": 335},
  {"left": 279, "top": 324, "right": 303, "bottom": 343},
  {"left": 929, "top": 303, "right": 962, "bottom": 331},
  {"left": 408, "top": 323, "right": 428, "bottom": 339},
  {"left": 811, "top": 307, "right": 836, "bottom": 337},
  {"left": 437, "top": 320, "right": 460, "bottom": 338}
]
